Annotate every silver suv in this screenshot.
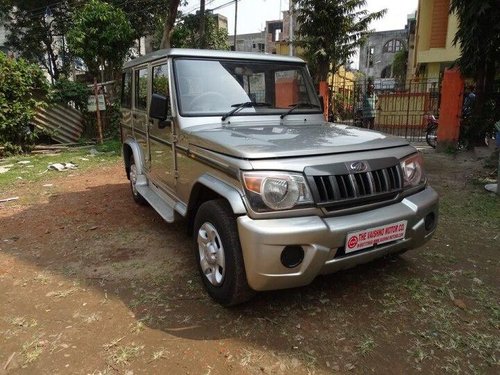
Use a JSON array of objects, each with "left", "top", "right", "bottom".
[{"left": 120, "top": 49, "right": 438, "bottom": 305}]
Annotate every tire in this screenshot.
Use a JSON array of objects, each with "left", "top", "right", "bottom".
[
  {"left": 193, "top": 199, "right": 255, "bottom": 306},
  {"left": 129, "top": 156, "right": 147, "bottom": 205},
  {"left": 425, "top": 124, "right": 437, "bottom": 148}
]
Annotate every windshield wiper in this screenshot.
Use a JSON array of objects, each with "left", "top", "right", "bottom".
[
  {"left": 221, "top": 101, "right": 272, "bottom": 121},
  {"left": 280, "top": 102, "right": 321, "bottom": 120}
]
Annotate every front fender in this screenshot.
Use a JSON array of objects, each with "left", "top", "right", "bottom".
[{"left": 195, "top": 174, "right": 247, "bottom": 215}]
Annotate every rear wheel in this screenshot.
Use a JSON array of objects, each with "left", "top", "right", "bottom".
[
  {"left": 129, "top": 156, "right": 147, "bottom": 205},
  {"left": 426, "top": 124, "right": 437, "bottom": 148},
  {"left": 193, "top": 199, "right": 255, "bottom": 306}
]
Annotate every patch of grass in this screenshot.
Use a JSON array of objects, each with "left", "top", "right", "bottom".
[
  {"left": 9, "top": 316, "right": 38, "bottom": 328},
  {"left": 33, "top": 272, "right": 51, "bottom": 285},
  {"left": 21, "top": 336, "right": 44, "bottom": 365},
  {"left": 407, "top": 338, "right": 432, "bottom": 365},
  {"left": 45, "top": 287, "right": 79, "bottom": 298},
  {"left": 425, "top": 252, "right": 458, "bottom": 265},
  {"left": 0, "top": 141, "right": 121, "bottom": 189},
  {"left": 380, "top": 292, "right": 407, "bottom": 316},
  {"left": 129, "top": 321, "right": 145, "bottom": 335},
  {"left": 84, "top": 313, "right": 101, "bottom": 324},
  {"left": 439, "top": 189, "right": 500, "bottom": 225},
  {"left": 95, "top": 139, "right": 121, "bottom": 153},
  {"left": 440, "top": 356, "right": 461, "bottom": 374},
  {"left": 108, "top": 344, "right": 144, "bottom": 366},
  {"left": 404, "top": 278, "right": 431, "bottom": 301},
  {"left": 130, "top": 289, "right": 166, "bottom": 309},
  {"left": 356, "top": 335, "right": 376, "bottom": 356},
  {"left": 150, "top": 348, "right": 169, "bottom": 362}
]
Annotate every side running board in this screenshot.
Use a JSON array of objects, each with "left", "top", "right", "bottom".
[{"left": 136, "top": 184, "right": 175, "bottom": 223}]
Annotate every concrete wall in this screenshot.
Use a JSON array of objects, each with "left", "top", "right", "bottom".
[{"left": 358, "top": 29, "right": 408, "bottom": 79}]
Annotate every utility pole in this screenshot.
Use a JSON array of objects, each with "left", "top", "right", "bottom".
[
  {"left": 93, "top": 77, "right": 103, "bottom": 145},
  {"left": 199, "top": 0, "right": 206, "bottom": 49},
  {"left": 233, "top": 0, "right": 238, "bottom": 50}
]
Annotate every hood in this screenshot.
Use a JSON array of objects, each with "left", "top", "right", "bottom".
[{"left": 185, "top": 121, "right": 409, "bottom": 159}]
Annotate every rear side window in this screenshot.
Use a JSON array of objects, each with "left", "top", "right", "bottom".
[
  {"left": 152, "top": 63, "right": 171, "bottom": 116},
  {"left": 121, "top": 70, "right": 132, "bottom": 108},
  {"left": 135, "top": 68, "right": 148, "bottom": 110},
  {"left": 152, "top": 63, "right": 169, "bottom": 97}
]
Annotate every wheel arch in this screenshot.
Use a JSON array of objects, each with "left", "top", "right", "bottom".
[
  {"left": 186, "top": 174, "right": 247, "bottom": 235},
  {"left": 122, "top": 138, "right": 145, "bottom": 179}
]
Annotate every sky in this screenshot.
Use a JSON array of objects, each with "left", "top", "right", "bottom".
[{"left": 181, "top": 0, "right": 419, "bottom": 35}]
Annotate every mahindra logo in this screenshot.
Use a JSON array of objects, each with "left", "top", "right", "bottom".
[{"left": 348, "top": 161, "right": 368, "bottom": 173}]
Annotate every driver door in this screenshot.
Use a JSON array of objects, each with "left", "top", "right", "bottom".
[{"left": 148, "top": 62, "right": 175, "bottom": 192}]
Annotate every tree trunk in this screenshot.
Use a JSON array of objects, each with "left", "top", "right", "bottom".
[{"left": 160, "top": 0, "right": 181, "bottom": 49}]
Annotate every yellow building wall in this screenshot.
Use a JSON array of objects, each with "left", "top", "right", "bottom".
[{"left": 414, "top": 0, "right": 461, "bottom": 78}]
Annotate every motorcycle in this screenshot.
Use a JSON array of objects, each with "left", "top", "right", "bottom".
[{"left": 425, "top": 114, "right": 438, "bottom": 148}]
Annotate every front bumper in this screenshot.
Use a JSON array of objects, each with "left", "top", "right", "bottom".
[{"left": 237, "top": 186, "right": 439, "bottom": 291}]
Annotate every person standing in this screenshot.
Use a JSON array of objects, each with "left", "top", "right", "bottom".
[{"left": 362, "top": 82, "right": 378, "bottom": 129}]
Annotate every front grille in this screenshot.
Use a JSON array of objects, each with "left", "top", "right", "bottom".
[{"left": 307, "top": 162, "right": 403, "bottom": 209}]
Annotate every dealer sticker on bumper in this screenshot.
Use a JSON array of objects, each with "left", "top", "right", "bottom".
[{"left": 345, "top": 220, "right": 407, "bottom": 254}]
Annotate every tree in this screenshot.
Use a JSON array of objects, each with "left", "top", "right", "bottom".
[
  {"left": 171, "top": 12, "right": 229, "bottom": 50},
  {"left": 107, "top": 0, "right": 168, "bottom": 41},
  {"left": 392, "top": 49, "right": 408, "bottom": 88},
  {"left": 0, "top": 53, "right": 49, "bottom": 153},
  {"left": 67, "top": 0, "right": 134, "bottom": 78},
  {"left": 2, "top": 0, "right": 77, "bottom": 82},
  {"left": 293, "top": 0, "right": 386, "bottom": 82},
  {"left": 450, "top": 0, "right": 500, "bottom": 111},
  {"left": 160, "top": 0, "right": 183, "bottom": 49},
  {"left": 67, "top": 0, "right": 134, "bottom": 144}
]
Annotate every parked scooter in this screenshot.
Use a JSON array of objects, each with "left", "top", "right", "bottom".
[{"left": 425, "top": 114, "right": 438, "bottom": 148}]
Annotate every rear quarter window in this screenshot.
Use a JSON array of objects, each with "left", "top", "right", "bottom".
[
  {"left": 135, "top": 68, "right": 148, "bottom": 111},
  {"left": 121, "top": 70, "right": 132, "bottom": 108}
]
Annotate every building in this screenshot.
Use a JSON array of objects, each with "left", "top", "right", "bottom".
[
  {"left": 213, "top": 13, "right": 228, "bottom": 31},
  {"left": 229, "top": 9, "right": 295, "bottom": 54},
  {"left": 411, "top": 0, "right": 460, "bottom": 80},
  {"left": 358, "top": 29, "right": 408, "bottom": 80},
  {"left": 228, "top": 31, "right": 266, "bottom": 53}
]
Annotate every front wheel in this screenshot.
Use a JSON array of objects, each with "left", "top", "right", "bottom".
[
  {"left": 426, "top": 124, "right": 437, "bottom": 148},
  {"left": 193, "top": 199, "right": 255, "bottom": 306}
]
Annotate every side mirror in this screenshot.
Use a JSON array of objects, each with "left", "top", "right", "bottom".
[{"left": 149, "top": 93, "right": 169, "bottom": 121}]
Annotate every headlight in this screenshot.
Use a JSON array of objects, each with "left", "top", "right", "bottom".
[
  {"left": 400, "top": 153, "right": 426, "bottom": 188},
  {"left": 242, "top": 172, "right": 313, "bottom": 211}
]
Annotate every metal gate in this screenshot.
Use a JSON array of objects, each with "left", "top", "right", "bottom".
[{"left": 330, "top": 78, "right": 441, "bottom": 142}]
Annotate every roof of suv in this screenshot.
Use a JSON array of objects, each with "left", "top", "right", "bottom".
[{"left": 123, "top": 48, "right": 305, "bottom": 69}]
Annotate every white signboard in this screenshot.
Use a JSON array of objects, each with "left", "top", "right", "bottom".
[
  {"left": 87, "top": 94, "right": 106, "bottom": 112},
  {"left": 345, "top": 220, "right": 407, "bottom": 253}
]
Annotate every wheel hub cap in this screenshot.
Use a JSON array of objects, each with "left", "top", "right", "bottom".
[{"left": 197, "top": 222, "right": 225, "bottom": 286}]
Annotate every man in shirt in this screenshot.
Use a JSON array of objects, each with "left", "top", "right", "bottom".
[{"left": 362, "top": 83, "right": 378, "bottom": 129}]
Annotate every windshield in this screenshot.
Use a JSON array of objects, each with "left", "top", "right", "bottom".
[{"left": 174, "top": 58, "right": 322, "bottom": 117}]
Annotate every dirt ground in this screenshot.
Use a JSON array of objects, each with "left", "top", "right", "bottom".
[{"left": 0, "top": 150, "right": 499, "bottom": 374}]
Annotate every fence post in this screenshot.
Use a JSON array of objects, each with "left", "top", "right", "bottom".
[
  {"left": 319, "top": 81, "right": 329, "bottom": 120},
  {"left": 405, "top": 79, "right": 412, "bottom": 139},
  {"left": 437, "top": 68, "right": 464, "bottom": 151}
]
